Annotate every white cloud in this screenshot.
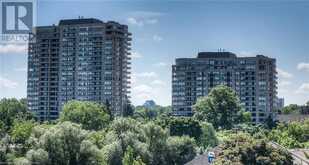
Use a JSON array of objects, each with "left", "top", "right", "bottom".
[
  {"left": 127, "top": 17, "right": 144, "bottom": 27},
  {"left": 154, "top": 62, "right": 167, "bottom": 67},
  {"left": 0, "top": 44, "right": 27, "bottom": 54},
  {"left": 297, "top": 62, "right": 309, "bottom": 72},
  {"left": 153, "top": 35, "right": 163, "bottom": 42},
  {"left": 133, "top": 84, "right": 153, "bottom": 93},
  {"left": 132, "top": 84, "right": 154, "bottom": 100},
  {"left": 151, "top": 80, "right": 166, "bottom": 86},
  {"left": 296, "top": 83, "right": 309, "bottom": 94},
  {"left": 131, "top": 51, "right": 143, "bottom": 59},
  {"left": 0, "top": 76, "right": 18, "bottom": 89},
  {"left": 126, "top": 11, "right": 162, "bottom": 27},
  {"left": 134, "top": 72, "right": 158, "bottom": 78},
  {"left": 277, "top": 68, "right": 293, "bottom": 79},
  {"left": 277, "top": 68, "right": 293, "bottom": 95}
]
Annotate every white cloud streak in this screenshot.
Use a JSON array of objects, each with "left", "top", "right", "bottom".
[
  {"left": 277, "top": 68, "right": 293, "bottom": 79},
  {"left": 296, "top": 83, "right": 309, "bottom": 94},
  {"left": 131, "top": 51, "right": 143, "bottom": 59},
  {"left": 297, "top": 62, "right": 309, "bottom": 72},
  {"left": 0, "top": 76, "right": 18, "bottom": 89},
  {"left": 0, "top": 44, "right": 27, "bottom": 54}
]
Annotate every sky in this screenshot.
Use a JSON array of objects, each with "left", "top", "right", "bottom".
[{"left": 1, "top": 0, "right": 309, "bottom": 106}]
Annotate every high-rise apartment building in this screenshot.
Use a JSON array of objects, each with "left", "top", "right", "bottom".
[
  {"left": 27, "top": 18, "right": 131, "bottom": 121},
  {"left": 172, "top": 52, "right": 277, "bottom": 124}
]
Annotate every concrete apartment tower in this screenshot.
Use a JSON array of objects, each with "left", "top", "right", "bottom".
[
  {"left": 27, "top": 18, "right": 131, "bottom": 121},
  {"left": 172, "top": 52, "right": 277, "bottom": 124}
]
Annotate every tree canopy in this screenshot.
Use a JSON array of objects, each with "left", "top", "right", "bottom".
[
  {"left": 214, "top": 133, "right": 294, "bottom": 165},
  {"left": 60, "top": 101, "right": 110, "bottom": 130},
  {"left": 193, "top": 85, "right": 249, "bottom": 129}
]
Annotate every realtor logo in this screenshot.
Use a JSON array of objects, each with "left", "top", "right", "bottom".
[
  {"left": 0, "top": 0, "right": 36, "bottom": 43},
  {"left": 1, "top": 1, "right": 33, "bottom": 34}
]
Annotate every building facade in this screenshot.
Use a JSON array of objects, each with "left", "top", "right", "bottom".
[
  {"left": 172, "top": 52, "right": 277, "bottom": 124},
  {"left": 27, "top": 18, "right": 131, "bottom": 121},
  {"left": 275, "top": 97, "right": 285, "bottom": 111}
]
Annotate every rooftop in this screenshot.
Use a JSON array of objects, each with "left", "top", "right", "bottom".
[
  {"left": 197, "top": 52, "right": 237, "bottom": 58},
  {"left": 59, "top": 18, "right": 103, "bottom": 25}
]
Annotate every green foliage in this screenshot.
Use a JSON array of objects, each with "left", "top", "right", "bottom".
[
  {"left": 10, "top": 120, "right": 36, "bottom": 145},
  {"left": 122, "top": 146, "right": 146, "bottom": 165},
  {"left": 133, "top": 107, "right": 157, "bottom": 121},
  {"left": 214, "top": 133, "right": 293, "bottom": 165},
  {"left": 122, "top": 146, "right": 135, "bottom": 165},
  {"left": 60, "top": 101, "right": 110, "bottom": 130},
  {"left": 13, "top": 157, "right": 31, "bottom": 165},
  {"left": 0, "top": 98, "right": 33, "bottom": 131},
  {"left": 281, "top": 104, "right": 299, "bottom": 114},
  {"left": 193, "top": 85, "right": 245, "bottom": 129},
  {"left": 169, "top": 117, "right": 202, "bottom": 142},
  {"left": 6, "top": 99, "right": 305, "bottom": 165},
  {"left": 166, "top": 136, "right": 197, "bottom": 165},
  {"left": 101, "top": 118, "right": 197, "bottom": 165},
  {"left": 26, "top": 148, "right": 49, "bottom": 164},
  {"left": 27, "top": 121, "right": 102, "bottom": 165},
  {"left": 141, "top": 122, "right": 168, "bottom": 165},
  {"left": 133, "top": 105, "right": 171, "bottom": 121},
  {"left": 102, "top": 141, "right": 123, "bottom": 165},
  {"left": 268, "top": 119, "right": 309, "bottom": 148},
  {"left": 198, "top": 122, "right": 218, "bottom": 149}
]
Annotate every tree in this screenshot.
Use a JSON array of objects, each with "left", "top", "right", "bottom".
[
  {"left": 268, "top": 119, "right": 309, "bottom": 148},
  {"left": 166, "top": 136, "right": 197, "bottom": 165},
  {"left": 193, "top": 85, "right": 244, "bottom": 129},
  {"left": 141, "top": 122, "right": 168, "bottom": 165},
  {"left": 168, "top": 117, "right": 202, "bottom": 142},
  {"left": 10, "top": 120, "right": 36, "bottom": 145},
  {"left": 60, "top": 101, "right": 110, "bottom": 130},
  {"left": 0, "top": 98, "right": 33, "bottom": 131},
  {"left": 198, "top": 122, "right": 218, "bottom": 150},
  {"left": 214, "top": 133, "right": 293, "bottom": 165},
  {"left": 281, "top": 104, "right": 299, "bottom": 114},
  {"left": 26, "top": 149, "right": 49, "bottom": 164},
  {"left": 133, "top": 107, "right": 157, "bottom": 121},
  {"left": 122, "top": 146, "right": 134, "bottom": 165},
  {"left": 122, "top": 146, "right": 143, "bottom": 165},
  {"left": 9, "top": 120, "right": 37, "bottom": 155},
  {"left": 27, "top": 121, "right": 102, "bottom": 165}
]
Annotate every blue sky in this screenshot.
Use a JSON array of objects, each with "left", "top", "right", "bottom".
[{"left": 1, "top": 0, "right": 309, "bottom": 106}]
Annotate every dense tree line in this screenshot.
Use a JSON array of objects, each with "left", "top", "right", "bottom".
[
  {"left": 214, "top": 133, "right": 293, "bottom": 164},
  {"left": 0, "top": 85, "right": 306, "bottom": 164}
]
